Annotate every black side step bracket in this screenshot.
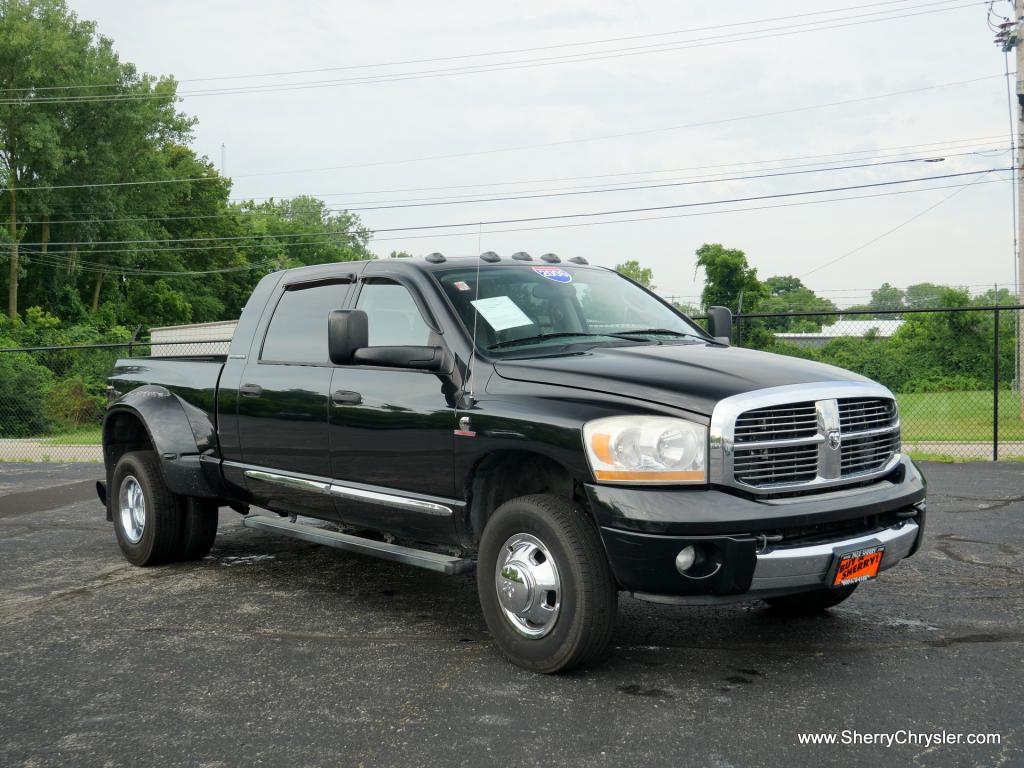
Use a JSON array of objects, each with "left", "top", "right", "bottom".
[{"left": 240, "top": 515, "right": 475, "bottom": 575}]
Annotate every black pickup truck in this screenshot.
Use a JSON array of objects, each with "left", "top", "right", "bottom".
[{"left": 99, "top": 253, "right": 925, "bottom": 673}]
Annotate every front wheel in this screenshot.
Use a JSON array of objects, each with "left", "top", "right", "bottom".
[
  {"left": 477, "top": 494, "right": 618, "bottom": 674},
  {"left": 763, "top": 584, "right": 858, "bottom": 615}
]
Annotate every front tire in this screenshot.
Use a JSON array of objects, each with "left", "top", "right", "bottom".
[
  {"left": 477, "top": 494, "right": 618, "bottom": 674},
  {"left": 763, "top": 584, "right": 858, "bottom": 615},
  {"left": 111, "top": 450, "right": 182, "bottom": 566}
]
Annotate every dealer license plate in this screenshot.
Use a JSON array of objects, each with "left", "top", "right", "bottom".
[{"left": 831, "top": 546, "right": 885, "bottom": 587}]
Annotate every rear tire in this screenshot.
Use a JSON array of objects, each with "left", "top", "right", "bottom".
[
  {"left": 111, "top": 450, "right": 182, "bottom": 566},
  {"left": 178, "top": 499, "right": 219, "bottom": 561},
  {"left": 763, "top": 584, "right": 858, "bottom": 615},
  {"left": 477, "top": 494, "right": 618, "bottom": 674}
]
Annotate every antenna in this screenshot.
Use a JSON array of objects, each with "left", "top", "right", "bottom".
[{"left": 466, "top": 224, "right": 483, "bottom": 405}]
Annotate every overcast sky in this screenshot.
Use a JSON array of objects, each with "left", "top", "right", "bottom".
[{"left": 73, "top": 0, "right": 1017, "bottom": 306}]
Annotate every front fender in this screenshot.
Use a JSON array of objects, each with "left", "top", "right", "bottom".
[{"left": 103, "top": 385, "right": 218, "bottom": 499}]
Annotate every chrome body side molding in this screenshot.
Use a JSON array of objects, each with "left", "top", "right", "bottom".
[{"left": 241, "top": 467, "right": 454, "bottom": 516}]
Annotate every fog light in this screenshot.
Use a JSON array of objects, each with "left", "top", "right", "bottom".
[{"left": 675, "top": 545, "right": 697, "bottom": 574}]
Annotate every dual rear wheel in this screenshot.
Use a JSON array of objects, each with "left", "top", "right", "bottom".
[{"left": 111, "top": 450, "right": 218, "bottom": 567}]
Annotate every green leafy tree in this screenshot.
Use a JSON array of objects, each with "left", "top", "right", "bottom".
[
  {"left": 1, "top": 0, "right": 193, "bottom": 318},
  {"left": 694, "top": 243, "right": 767, "bottom": 313},
  {"left": 615, "top": 259, "right": 655, "bottom": 289},
  {"left": 903, "top": 282, "right": 946, "bottom": 309},
  {"left": 759, "top": 275, "right": 838, "bottom": 332},
  {"left": 868, "top": 283, "right": 905, "bottom": 319}
]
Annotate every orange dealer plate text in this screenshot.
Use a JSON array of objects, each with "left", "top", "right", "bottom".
[{"left": 832, "top": 546, "right": 885, "bottom": 587}]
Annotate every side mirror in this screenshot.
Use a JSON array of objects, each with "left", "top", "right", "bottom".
[
  {"left": 706, "top": 306, "right": 733, "bottom": 345},
  {"left": 328, "top": 309, "right": 369, "bottom": 364},
  {"left": 353, "top": 345, "right": 444, "bottom": 371}
]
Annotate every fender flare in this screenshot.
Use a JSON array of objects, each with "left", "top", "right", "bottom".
[{"left": 103, "top": 385, "right": 219, "bottom": 500}]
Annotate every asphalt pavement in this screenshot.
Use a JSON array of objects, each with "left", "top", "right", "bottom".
[{"left": 0, "top": 461, "right": 1021, "bottom": 768}]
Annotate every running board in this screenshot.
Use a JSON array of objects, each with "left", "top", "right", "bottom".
[{"left": 240, "top": 515, "right": 475, "bottom": 575}]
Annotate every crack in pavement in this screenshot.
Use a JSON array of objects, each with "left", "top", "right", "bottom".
[
  {"left": 940, "top": 493, "right": 1024, "bottom": 511},
  {"left": 0, "top": 564, "right": 177, "bottom": 625}
]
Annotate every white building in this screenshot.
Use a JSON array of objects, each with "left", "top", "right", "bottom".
[
  {"left": 149, "top": 320, "right": 238, "bottom": 356},
  {"left": 775, "top": 319, "right": 904, "bottom": 348}
]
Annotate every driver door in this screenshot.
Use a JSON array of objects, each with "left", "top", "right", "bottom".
[{"left": 328, "top": 275, "right": 458, "bottom": 540}]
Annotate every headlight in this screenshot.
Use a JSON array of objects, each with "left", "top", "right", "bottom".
[{"left": 583, "top": 415, "right": 707, "bottom": 484}]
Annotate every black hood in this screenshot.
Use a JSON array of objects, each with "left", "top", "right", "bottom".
[{"left": 492, "top": 342, "right": 869, "bottom": 416}]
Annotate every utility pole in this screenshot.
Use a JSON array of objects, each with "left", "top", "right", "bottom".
[
  {"left": 993, "top": 0, "right": 1024, "bottom": 415},
  {"left": 1017, "top": 0, "right": 1023, "bottom": 416}
]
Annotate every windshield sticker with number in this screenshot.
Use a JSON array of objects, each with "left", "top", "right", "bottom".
[{"left": 532, "top": 266, "right": 573, "bottom": 283}]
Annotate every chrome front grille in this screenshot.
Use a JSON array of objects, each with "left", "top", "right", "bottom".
[
  {"left": 711, "top": 382, "right": 902, "bottom": 495},
  {"left": 839, "top": 398, "right": 896, "bottom": 432},
  {"left": 840, "top": 428, "right": 901, "bottom": 475},
  {"left": 733, "top": 443, "right": 819, "bottom": 486},
  {"left": 734, "top": 402, "right": 817, "bottom": 443}
]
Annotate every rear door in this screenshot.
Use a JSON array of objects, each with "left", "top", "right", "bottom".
[{"left": 236, "top": 277, "right": 353, "bottom": 517}]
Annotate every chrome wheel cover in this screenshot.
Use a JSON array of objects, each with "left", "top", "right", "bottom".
[
  {"left": 494, "top": 533, "right": 562, "bottom": 638},
  {"left": 118, "top": 475, "right": 146, "bottom": 544}
]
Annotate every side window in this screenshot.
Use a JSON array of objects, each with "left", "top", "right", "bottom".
[
  {"left": 261, "top": 283, "right": 346, "bottom": 364},
  {"left": 356, "top": 280, "right": 431, "bottom": 347}
]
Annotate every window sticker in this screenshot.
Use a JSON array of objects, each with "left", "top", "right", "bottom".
[
  {"left": 532, "top": 266, "right": 573, "bottom": 283},
  {"left": 470, "top": 296, "right": 533, "bottom": 331},
  {"left": 454, "top": 281, "right": 471, "bottom": 292}
]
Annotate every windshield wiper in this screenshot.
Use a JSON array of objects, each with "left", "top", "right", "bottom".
[
  {"left": 606, "top": 328, "right": 701, "bottom": 340},
  {"left": 487, "top": 332, "right": 607, "bottom": 350}
]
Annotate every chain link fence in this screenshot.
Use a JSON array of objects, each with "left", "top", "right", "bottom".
[
  {"left": 1, "top": 306, "right": 1022, "bottom": 463},
  {"left": 734, "top": 305, "right": 1024, "bottom": 461},
  {"left": 0, "top": 338, "right": 231, "bottom": 463}
]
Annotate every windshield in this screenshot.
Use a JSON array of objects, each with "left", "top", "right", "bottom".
[{"left": 433, "top": 264, "right": 705, "bottom": 356}]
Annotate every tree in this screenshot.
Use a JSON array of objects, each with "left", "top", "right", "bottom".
[
  {"left": 0, "top": 0, "right": 192, "bottom": 318},
  {"left": 759, "top": 275, "right": 838, "bottom": 331},
  {"left": 1, "top": 0, "right": 96, "bottom": 317},
  {"left": 869, "top": 283, "right": 905, "bottom": 317},
  {"left": 904, "top": 282, "right": 945, "bottom": 309},
  {"left": 764, "top": 275, "right": 805, "bottom": 296},
  {"left": 694, "top": 243, "right": 767, "bottom": 312},
  {"left": 615, "top": 259, "right": 655, "bottom": 289}
]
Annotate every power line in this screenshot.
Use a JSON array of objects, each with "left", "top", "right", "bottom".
[
  {"left": 801, "top": 171, "right": 997, "bottom": 276},
  {"left": 10, "top": 75, "right": 1005, "bottom": 192},
  {"left": 28, "top": 151, "right": 1004, "bottom": 227},
  {"left": 0, "top": 1, "right": 982, "bottom": 105},
  {"left": 22, "top": 168, "right": 1009, "bottom": 251},
  {"left": 30, "top": 135, "right": 1009, "bottom": 220},
  {"left": 16, "top": 176, "right": 1010, "bottom": 263},
  {"left": 0, "top": 0, "right": 965, "bottom": 94},
  {"left": 363, "top": 178, "right": 1010, "bottom": 242},
  {"left": 16, "top": 246, "right": 279, "bottom": 276}
]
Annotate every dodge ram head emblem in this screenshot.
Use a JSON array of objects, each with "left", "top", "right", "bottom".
[{"left": 828, "top": 430, "right": 842, "bottom": 450}]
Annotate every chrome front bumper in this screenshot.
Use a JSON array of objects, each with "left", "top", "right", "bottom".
[{"left": 748, "top": 519, "right": 920, "bottom": 596}]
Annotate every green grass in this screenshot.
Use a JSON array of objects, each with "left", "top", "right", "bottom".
[
  {"left": 897, "top": 390, "right": 1024, "bottom": 443},
  {"left": 38, "top": 424, "right": 103, "bottom": 446}
]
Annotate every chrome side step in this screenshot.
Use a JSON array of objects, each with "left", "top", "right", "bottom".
[{"left": 240, "top": 515, "right": 475, "bottom": 575}]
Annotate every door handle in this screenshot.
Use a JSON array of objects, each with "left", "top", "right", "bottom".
[
  {"left": 332, "top": 390, "right": 362, "bottom": 405},
  {"left": 239, "top": 383, "right": 263, "bottom": 398}
]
